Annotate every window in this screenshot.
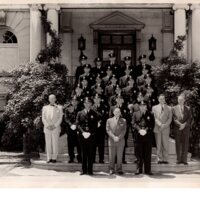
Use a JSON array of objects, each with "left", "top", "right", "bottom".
[{"left": 2, "top": 31, "right": 17, "bottom": 43}]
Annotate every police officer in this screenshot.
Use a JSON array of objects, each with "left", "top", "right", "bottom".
[
  {"left": 107, "top": 53, "right": 122, "bottom": 79},
  {"left": 132, "top": 101, "right": 154, "bottom": 175},
  {"left": 135, "top": 54, "right": 151, "bottom": 78},
  {"left": 92, "top": 94, "right": 108, "bottom": 163},
  {"left": 92, "top": 57, "right": 106, "bottom": 78},
  {"left": 79, "top": 64, "right": 95, "bottom": 87},
  {"left": 121, "top": 56, "right": 136, "bottom": 78},
  {"left": 75, "top": 55, "right": 88, "bottom": 86},
  {"left": 64, "top": 96, "right": 82, "bottom": 163},
  {"left": 76, "top": 97, "right": 98, "bottom": 175}
]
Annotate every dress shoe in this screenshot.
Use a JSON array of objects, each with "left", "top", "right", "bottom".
[
  {"left": 88, "top": 172, "right": 93, "bottom": 176},
  {"left": 183, "top": 162, "right": 188, "bottom": 165},
  {"left": 117, "top": 171, "right": 124, "bottom": 175},
  {"left": 145, "top": 172, "right": 153, "bottom": 176},
  {"left": 46, "top": 159, "right": 52, "bottom": 163},
  {"left": 157, "top": 161, "right": 163, "bottom": 164},
  {"left": 51, "top": 160, "right": 57, "bottom": 163},
  {"left": 109, "top": 170, "right": 115, "bottom": 175},
  {"left": 68, "top": 160, "right": 74, "bottom": 163},
  {"left": 134, "top": 159, "right": 138, "bottom": 164},
  {"left": 135, "top": 172, "right": 141, "bottom": 175},
  {"left": 80, "top": 172, "right": 87, "bottom": 175},
  {"left": 99, "top": 160, "right": 104, "bottom": 164},
  {"left": 123, "top": 161, "right": 127, "bottom": 164},
  {"left": 176, "top": 161, "right": 181, "bottom": 164},
  {"left": 163, "top": 161, "right": 169, "bottom": 164}
]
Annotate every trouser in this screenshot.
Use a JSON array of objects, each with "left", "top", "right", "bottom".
[
  {"left": 122, "top": 124, "right": 130, "bottom": 162},
  {"left": 109, "top": 139, "right": 125, "bottom": 172},
  {"left": 44, "top": 130, "right": 60, "bottom": 161},
  {"left": 80, "top": 136, "right": 95, "bottom": 174},
  {"left": 132, "top": 128, "right": 139, "bottom": 161},
  {"left": 137, "top": 139, "right": 152, "bottom": 173},
  {"left": 67, "top": 129, "right": 82, "bottom": 162},
  {"left": 175, "top": 131, "right": 189, "bottom": 163},
  {"left": 93, "top": 126, "right": 105, "bottom": 162},
  {"left": 155, "top": 130, "right": 170, "bottom": 162}
]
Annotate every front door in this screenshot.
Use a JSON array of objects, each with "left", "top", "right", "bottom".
[{"left": 98, "top": 31, "right": 136, "bottom": 67}]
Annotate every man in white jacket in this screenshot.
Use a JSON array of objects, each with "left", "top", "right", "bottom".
[{"left": 42, "top": 94, "right": 63, "bottom": 163}]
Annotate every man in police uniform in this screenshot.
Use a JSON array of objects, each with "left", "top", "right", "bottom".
[
  {"left": 92, "top": 57, "right": 106, "bottom": 78},
  {"left": 75, "top": 55, "right": 88, "bottom": 86},
  {"left": 92, "top": 94, "right": 108, "bottom": 163},
  {"left": 132, "top": 101, "right": 154, "bottom": 175},
  {"left": 107, "top": 53, "right": 122, "bottom": 79},
  {"left": 76, "top": 97, "right": 98, "bottom": 175},
  {"left": 64, "top": 96, "right": 82, "bottom": 163},
  {"left": 135, "top": 54, "right": 152, "bottom": 78}
]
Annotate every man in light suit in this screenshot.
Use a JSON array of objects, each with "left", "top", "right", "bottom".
[
  {"left": 152, "top": 94, "right": 172, "bottom": 164},
  {"left": 106, "top": 108, "right": 127, "bottom": 175},
  {"left": 172, "top": 94, "right": 191, "bottom": 165},
  {"left": 42, "top": 94, "right": 63, "bottom": 163}
]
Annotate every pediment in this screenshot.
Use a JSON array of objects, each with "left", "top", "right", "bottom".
[{"left": 90, "top": 11, "right": 145, "bottom": 31}]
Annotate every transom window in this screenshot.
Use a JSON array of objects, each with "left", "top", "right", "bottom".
[{"left": 3, "top": 31, "right": 17, "bottom": 43}]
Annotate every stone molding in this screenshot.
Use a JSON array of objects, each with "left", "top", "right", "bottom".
[
  {"left": 44, "top": 4, "right": 60, "bottom": 11},
  {"left": 173, "top": 4, "right": 190, "bottom": 11},
  {"left": 29, "top": 4, "right": 42, "bottom": 11}
]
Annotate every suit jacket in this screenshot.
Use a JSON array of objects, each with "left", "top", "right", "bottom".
[
  {"left": 152, "top": 104, "right": 172, "bottom": 134},
  {"left": 106, "top": 117, "right": 127, "bottom": 144},
  {"left": 42, "top": 104, "right": 63, "bottom": 134},
  {"left": 172, "top": 105, "right": 191, "bottom": 135}
]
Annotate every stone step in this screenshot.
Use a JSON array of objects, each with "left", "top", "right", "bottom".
[
  {"left": 31, "top": 159, "right": 200, "bottom": 173},
  {"left": 39, "top": 152, "right": 192, "bottom": 163}
]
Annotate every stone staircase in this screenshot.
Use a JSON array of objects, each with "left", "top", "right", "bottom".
[{"left": 31, "top": 133, "right": 200, "bottom": 173}]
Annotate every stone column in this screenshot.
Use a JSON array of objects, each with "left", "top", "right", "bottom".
[
  {"left": 173, "top": 4, "right": 189, "bottom": 57},
  {"left": 191, "top": 4, "right": 200, "bottom": 62},
  {"left": 44, "top": 4, "right": 60, "bottom": 45},
  {"left": 30, "top": 4, "right": 42, "bottom": 62}
]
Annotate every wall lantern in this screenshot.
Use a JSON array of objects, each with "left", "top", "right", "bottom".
[
  {"left": 148, "top": 34, "right": 157, "bottom": 61},
  {"left": 78, "top": 34, "right": 86, "bottom": 58}
]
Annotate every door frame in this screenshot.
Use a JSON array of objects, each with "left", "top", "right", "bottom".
[{"left": 98, "top": 30, "right": 137, "bottom": 66}]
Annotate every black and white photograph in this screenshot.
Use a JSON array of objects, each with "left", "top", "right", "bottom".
[{"left": 0, "top": 0, "right": 199, "bottom": 194}]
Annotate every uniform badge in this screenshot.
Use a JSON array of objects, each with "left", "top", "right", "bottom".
[
  {"left": 91, "top": 115, "right": 94, "bottom": 119},
  {"left": 147, "top": 116, "right": 150, "bottom": 120}
]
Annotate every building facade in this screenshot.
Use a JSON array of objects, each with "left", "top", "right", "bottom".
[{"left": 0, "top": 3, "right": 199, "bottom": 104}]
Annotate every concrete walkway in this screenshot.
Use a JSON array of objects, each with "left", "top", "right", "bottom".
[{"left": 0, "top": 151, "right": 200, "bottom": 188}]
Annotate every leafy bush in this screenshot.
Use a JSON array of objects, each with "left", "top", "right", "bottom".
[{"left": 0, "top": 9, "right": 68, "bottom": 151}]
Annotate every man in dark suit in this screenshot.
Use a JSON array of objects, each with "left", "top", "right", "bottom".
[
  {"left": 106, "top": 108, "right": 127, "bottom": 175},
  {"left": 172, "top": 94, "right": 192, "bottom": 165},
  {"left": 92, "top": 94, "right": 108, "bottom": 163},
  {"left": 64, "top": 96, "right": 82, "bottom": 163},
  {"left": 76, "top": 97, "right": 98, "bottom": 175},
  {"left": 132, "top": 101, "right": 154, "bottom": 175}
]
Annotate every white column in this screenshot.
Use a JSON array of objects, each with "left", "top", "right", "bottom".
[
  {"left": 44, "top": 4, "right": 60, "bottom": 45},
  {"left": 191, "top": 4, "right": 200, "bottom": 62},
  {"left": 173, "top": 4, "right": 189, "bottom": 57},
  {"left": 30, "top": 4, "right": 42, "bottom": 62}
]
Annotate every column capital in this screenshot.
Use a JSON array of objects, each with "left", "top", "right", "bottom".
[
  {"left": 44, "top": 4, "right": 60, "bottom": 11},
  {"left": 190, "top": 4, "right": 200, "bottom": 10},
  {"left": 173, "top": 4, "right": 189, "bottom": 11},
  {"left": 29, "top": 4, "right": 42, "bottom": 11}
]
